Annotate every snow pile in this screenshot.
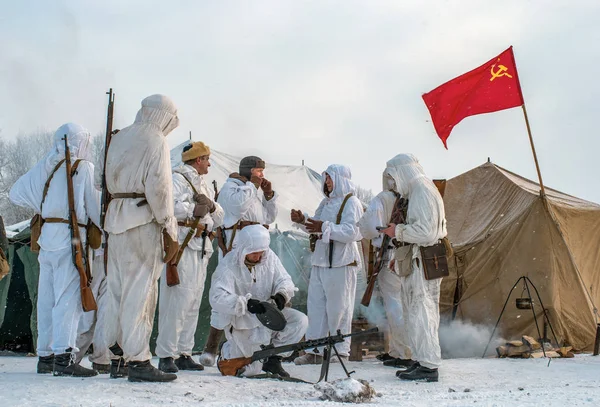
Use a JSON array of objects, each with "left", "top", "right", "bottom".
[
  {"left": 4, "top": 218, "right": 31, "bottom": 238},
  {"left": 314, "top": 377, "right": 376, "bottom": 403}
]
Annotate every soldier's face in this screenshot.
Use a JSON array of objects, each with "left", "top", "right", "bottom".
[
  {"left": 325, "top": 174, "right": 334, "bottom": 193},
  {"left": 251, "top": 168, "right": 264, "bottom": 179},
  {"left": 245, "top": 251, "right": 264, "bottom": 263},
  {"left": 196, "top": 155, "right": 210, "bottom": 175}
]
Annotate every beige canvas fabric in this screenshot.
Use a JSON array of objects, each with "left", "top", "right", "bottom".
[{"left": 442, "top": 162, "right": 600, "bottom": 351}]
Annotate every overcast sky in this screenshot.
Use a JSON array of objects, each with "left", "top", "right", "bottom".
[{"left": 1, "top": 0, "right": 599, "bottom": 203}]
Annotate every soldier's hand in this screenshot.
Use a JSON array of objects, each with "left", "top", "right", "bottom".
[
  {"left": 162, "top": 230, "right": 179, "bottom": 264},
  {"left": 193, "top": 203, "right": 210, "bottom": 218},
  {"left": 194, "top": 194, "right": 215, "bottom": 213},
  {"left": 250, "top": 175, "right": 262, "bottom": 189},
  {"left": 270, "top": 293, "right": 286, "bottom": 310},
  {"left": 246, "top": 298, "right": 266, "bottom": 314},
  {"left": 260, "top": 178, "right": 273, "bottom": 197},
  {"left": 382, "top": 223, "right": 396, "bottom": 238},
  {"left": 305, "top": 218, "right": 324, "bottom": 233},
  {"left": 290, "top": 209, "right": 305, "bottom": 224}
]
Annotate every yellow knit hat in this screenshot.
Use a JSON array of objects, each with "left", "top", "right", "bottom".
[{"left": 182, "top": 142, "right": 210, "bottom": 162}]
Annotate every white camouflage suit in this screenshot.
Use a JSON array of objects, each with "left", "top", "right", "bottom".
[
  {"left": 358, "top": 190, "right": 412, "bottom": 360},
  {"left": 9, "top": 123, "right": 101, "bottom": 357},
  {"left": 103, "top": 95, "right": 180, "bottom": 363},
  {"left": 156, "top": 164, "right": 224, "bottom": 359},
  {"left": 211, "top": 173, "right": 278, "bottom": 328},
  {"left": 75, "top": 249, "right": 110, "bottom": 366},
  {"left": 209, "top": 225, "right": 307, "bottom": 376},
  {"left": 295, "top": 164, "right": 364, "bottom": 357},
  {"left": 217, "top": 174, "right": 278, "bottom": 254},
  {"left": 386, "top": 154, "right": 446, "bottom": 369}
]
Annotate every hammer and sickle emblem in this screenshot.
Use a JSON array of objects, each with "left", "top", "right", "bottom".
[{"left": 490, "top": 63, "right": 513, "bottom": 82}]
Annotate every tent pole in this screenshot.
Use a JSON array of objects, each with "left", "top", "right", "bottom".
[{"left": 521, "top": 104, "right": 546, "bottom": 196}]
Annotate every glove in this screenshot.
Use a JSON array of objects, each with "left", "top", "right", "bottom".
[
  {"left": 260, "top": 178, "right": 274, "bottom": 199},
  {"left": 290, "top": 209, "right": 305, "bottom": 224},
  {"left": 162, "top": 230, "right": 179, "bottom": 264},
  {"left": 250, "top": 175, "right": 262, "bottom": 189},
  {"left": 193, "top": 203, "right": 210, "bottom": 218},
  {"left": 194, "top": 194, "right": 216, "bottom": 213},
  {"left": 305, "top": 218, "right": 324, "bottom": 233},
  {"left": 246, "top": 298, "right": 266, "bottom": 314},
  {"left": 271, "top": 293, "right": 286, "bottom": 310}
]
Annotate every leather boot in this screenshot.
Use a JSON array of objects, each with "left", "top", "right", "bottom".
[
  {"left": 384, "top": 358, "right": 415, "bottom": 368},
  {"left": 376, "top": 352, "right": 394, "bottom": 362},
  {"left": 199, "top": 326, "right": 223, "bottom": 367},
  {"left": 262, "top": 355, "right": 290, "bottom": 378},
  {"left": 92, "top": 362, "right": 111, "bottom": 374},
  {"left": 37, "top": 355, "right": 54, "bottom": 374},
  {"left": 109, "top": 343, "right": 128, "bottom": 379},
  {"left": 53, "top": 351, "right": 98, "bottom": 377},
  {"left": 159, "top": 357, "right": 179, "bottom": 373},
  {"left": 128, "top": 360, "right": 177, "bottom": 382},
  {"left": 396, "top": 362, "right": 420, "bottom": 378},
  {"left": 175, "top": 355, "right": 204, "bottom": 371},
  {"left": 110, "top": 358, "right": 128, "bottom": 378},
  {"left": 398, "top": 365, "right": 438, "bottom": 382}
]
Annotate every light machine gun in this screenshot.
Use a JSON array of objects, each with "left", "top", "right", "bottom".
[{"left": 217, "top": 327, "right": 378, "bottom": 382}]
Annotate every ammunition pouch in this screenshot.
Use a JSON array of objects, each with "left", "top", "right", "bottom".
[
  {"left": 30, "top": 214, "right": 43, "bottom": 253},
  {"left": 420, "top": 238, "right": 450, "bottom": 280},
  {"left": 393, "top": 244, "right": 413, "bottom": 277},
  {"left": 87, "top": 222, "right": 102, "bottom": 250}
]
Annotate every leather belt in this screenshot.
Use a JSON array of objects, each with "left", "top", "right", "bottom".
[
  {"left": 44, "top": 218, "right": 86, "bottom": 228},
  {"left": 111, "top": 192, "right": 148, "bottom": 207},
  {"left": 223, "top": 221, "right": 269, "bottom": 230}
]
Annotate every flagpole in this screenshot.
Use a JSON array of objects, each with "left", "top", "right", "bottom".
[
  {"left": 510, "top": 46, "right": 546, "bottom": 196},
  {"left": 521, "top": 104, "right": 545, "bottom": 196}
]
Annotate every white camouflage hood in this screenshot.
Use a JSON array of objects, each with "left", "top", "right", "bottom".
[
  {"left": 383, "top": 154, "right": 428, "bottom": 198},
  {"left": 230, "top": 224, "right": 271, "bottom": 267},
  {"left": 134, "top": 94, "right": 180, "bottom": 136},
  {"left": 322, "top": 164, "right": 355, "bottom": 199}
]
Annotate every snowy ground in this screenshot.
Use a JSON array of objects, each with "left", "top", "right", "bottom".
[{"left": 0, "top": 354, "right": 599, "bottom": 407}]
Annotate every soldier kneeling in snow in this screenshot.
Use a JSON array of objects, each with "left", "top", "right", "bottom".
[{"left": 209, "top": 225, "right": 308, "bottom": 377}]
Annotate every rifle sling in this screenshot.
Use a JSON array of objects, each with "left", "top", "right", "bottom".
[
  {"left": 172, "top": 216, "right": 201, "bottom": 266},
  {"left": 40, "top": 159, "right": 82, "bottom": 216},
  {"left": 328, "top": 193, "right": 353, "bottom": 268}
]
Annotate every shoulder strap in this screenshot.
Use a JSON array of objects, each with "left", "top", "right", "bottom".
[
  {"left": 180, "top": 173, "right": 199, "bottom": 195},
  {"left": 71, "top": 159, "right": 83, "bottom": 176},
  {"left": 40, "top": 159, "right": 66, "bottom": 212},
  {"left": 336, "top": 193, "right": 353, "bottom": 225}
]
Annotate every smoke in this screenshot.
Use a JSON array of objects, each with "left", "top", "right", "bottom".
[{"left": 439, "top": 320, "right": 505, "bottom": 359}]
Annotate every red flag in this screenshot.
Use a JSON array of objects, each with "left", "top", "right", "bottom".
[{"left": 422, "top": 46, "right": 524, "bottom": 148}]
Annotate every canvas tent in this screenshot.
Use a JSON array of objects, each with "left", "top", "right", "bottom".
[
  {"left": 441, "top": 161, "right": 600, "bottom": 352},
  {"left": 0, "top": 147, "right": 325, "bottom": 353}
]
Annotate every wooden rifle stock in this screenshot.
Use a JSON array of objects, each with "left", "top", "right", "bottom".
[
  {"left": 217, "top": 357, "right": 253, "bottom": 377},
  {"left": 166, "top": 262, "right": 180, "bottom": 287},
  {"left": 101, "top": 88, "right": 115, "bottom": 276},
  {"left": 167, "top": 216, "right": 201, "bottom": 287},
  {"left": 361, "top": 234, "right": 390, "bottom": 307},
  {"left": 360, "top": 193, "right": 406, "bottom": 307},
  {"left": 63, "top": 135, "right": 97, "bottom": 312}
]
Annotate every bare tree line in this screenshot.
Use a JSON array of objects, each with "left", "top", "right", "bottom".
[{"left": 0, "top": 132, "right": 104, "bottom": 226}]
